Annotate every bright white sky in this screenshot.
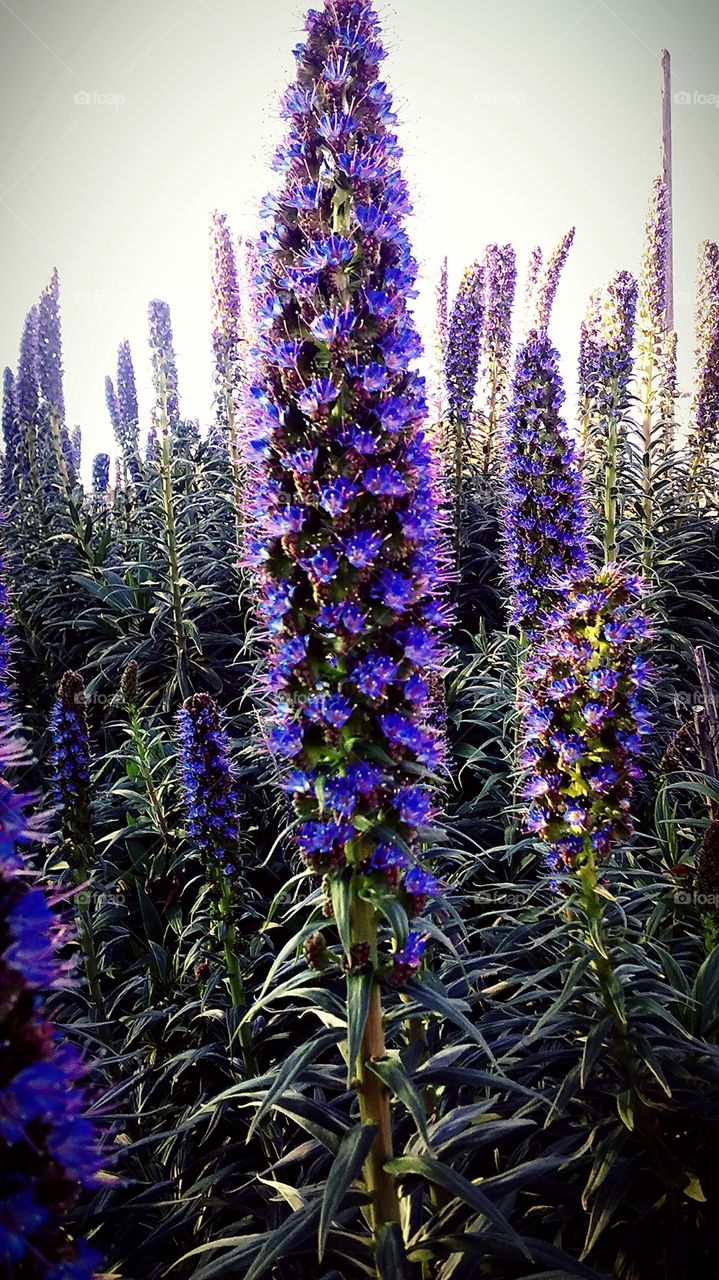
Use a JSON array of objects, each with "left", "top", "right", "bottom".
[{"left": 1, "top": 0, "right": 718, "bottom": 472}]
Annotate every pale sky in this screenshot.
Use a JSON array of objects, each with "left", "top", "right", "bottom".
[{"left": 1, "top": 0, "right": 718, "bottom": 471}]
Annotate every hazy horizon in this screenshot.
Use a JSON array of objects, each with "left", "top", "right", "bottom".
[{"left": 1, "top": 0, "right": 718, "bottom": 469}]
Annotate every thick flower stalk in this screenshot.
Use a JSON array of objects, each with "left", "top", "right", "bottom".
[
  {"left": 688, "top": 240, "right": 719, "bottom": 494},
  {"left": 477, "top": 242, "right": 516, "bottom": 476},
  {"left": 503, "top": 331, "right": 588, "bottom": 634},
  {"left": 36, "top": 270, "right": 75, "bottom": 494},
  {"left": 520, "top": 565, "right": 650, "bottom": 875},
  {"left": 633, "top": 177, "right": 672, "bottom": 575},
  {"left": 246, "top": 0, "right": 448, "bottom": 1244},
  {"left": 211, "top": 211, "right": 246, "bottom": 539},
  {"left": 0, "top": 577, "right": 103, "bottom": 1278},
  {"left": 578, "top": 270, "right": 638, "bottom": 562}
]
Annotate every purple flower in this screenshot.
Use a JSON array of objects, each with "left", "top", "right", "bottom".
[
  {"left": 318, "top": 476, "right": 360, "bottom": 515},
  {"left": 176, "top": 694, "right": 242, "bottom": 875},
  {"left": 393, "top": 785, "right": 433, "bottom": 828},
  {"left": 345, "top": 529, "right": 383, "bottom": 568}
]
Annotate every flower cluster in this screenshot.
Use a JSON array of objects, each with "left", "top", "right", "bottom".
[
  {"left": 430, "top": 256, "right": 448, "bottom": 423},
  {"left": 578, "top": 270, "right": 637, "bottom": 425},
  {"left": 49, "top": 672, "right": 91, "bottom": 858},
  {"left": 36, "top": 270, "right": 76, "bottom": 487},
  {"left": 445, "top": 261, "right": 484, "bottom": 427},
  {"left": 503, "top": 330, "right": 588, "bottom": 632},
  {"left": 638, "top": 177, "right": 669, "bottom": 332},
  {"left": 477, "top": 242, "right": 516, "bottom": 469},
  {"left": 91, "top": 453, "right": 110, "bottom": 496},
  {"left": 532, "top": 227, "right": 575, "bottom": 334},
  {"left": 176, "top": 693, "right": 242, "bottom": 876},
  {"left": 1, "top": 573, "right": 103, "bottom": 1277},
  {"left": 245, "top": 0, "right": 449, "bottom": 957},
  {"left": 520, "top": 566, "right": 651, "bottom": 873},
  {"left": 105, "top": 342, "right": 142, "bottom": 485},
  {"left": 688, "top": 240, "right": 719, "bottom": 481},
  {"left": 148, "top": 299, "right": 180, "bottom": 431},
  {"left": 211, "top": 211, "right": 244, "bottom": 432}
]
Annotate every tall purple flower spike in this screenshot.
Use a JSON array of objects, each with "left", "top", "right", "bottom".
[
  {"left": 0, "top": 560, "right": 103, "bottom": 1279},
  {"left": 503, "top": 330, "right": 588, "bottom": 633},
  {"left": 148, "top": 299, "right": 180, "bottom": 430},
  {"left": 36, "top": 270, "right": 76, "bottom": 486},
  {"left": 176, "top": 693, "right": 242, "bottom": 877},
  {"left": 211, "top": 211, "right": 244, "bottom": 431},
  {"left": 579, "top": 270, "right": 637, "bottom": 434},
  {"left": 1, "top": 367, "right": 19, "bottom": 499},
  {"left": 245, "top": 0, "right": 450, "bottom": 951},
  {"left": 445, "top": 261, "right": 484, "bottom": 429},
  {"left": 520, "top": 565, "right": 650, "bottom": 875},
  {"left": 478, "top": 242, "right": 516, "bottom": 472}
]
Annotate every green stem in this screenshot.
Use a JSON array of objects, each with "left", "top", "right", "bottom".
[
  {"left": 603, "top": 413, "right": 618, "bottom": 564},
  {"left": 157, "top": 393, "right": 188, "bottom": 689},
  {"left": 219, "top": 879, "right": 257, "bottom": 1077},
  {"left": 350, "top": 890, "right": 400, "bottom": 1241},
  {"left": 127, "top": 705, "right": 174, "bottom": 848},
  {"left": 576, "top": 840, "right": 635, "bottom": 1077},
  {"left": 638, "top": 344, "right": 656, "bottom": 580}
]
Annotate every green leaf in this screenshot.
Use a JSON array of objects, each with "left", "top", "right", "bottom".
[
  {"left": 318, "top": 1123, "right": 375, "bottom": 1258},
  {"left": 346, "top": 971, "right": 372, "bottom": 1085},
  {"left": 402, "top": 978, "right": 497, "bottom": 1066},
  {"left": 375, "top": 1222, "right": 413, "bottom": 1280},
  {"left": 245, "top": 1201, "right": 322, "bottom": 1280},
  {"left": 386, "top": 1154, "right": 529, "bottom": 1256},
  {"left": 331, "top": 870, "right": 352, "bottom": 954},
  {"left": 580, "top": 1016, "right": 611, "bottom": 1088},
  {"left": 248, "top": 1027, "right": 343, "bottom": 1141}
]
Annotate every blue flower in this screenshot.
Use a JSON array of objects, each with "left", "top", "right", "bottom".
[
  {"left": 345, "top": 530, "right": 383, "bottom": 568},
  {"left": 318, "top": 477, "right": 360, "bottom": 516}
]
